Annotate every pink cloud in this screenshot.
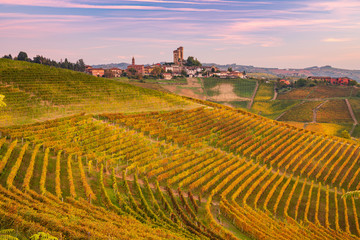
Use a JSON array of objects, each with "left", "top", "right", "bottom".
[
  {"left": 229, "top": 18, "right": 339, "bottom": 32},
  {"left": 0, "top": 0, "right": 229, "bottom": 12},
  {"left": 322, "top": 38, "right": 353, "bottom": 42}
]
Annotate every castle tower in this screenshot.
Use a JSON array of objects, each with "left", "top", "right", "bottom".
[
  {"left": 178, "top": 47, "right": 183, "bottom": 62},
  {"left": 132, "top": 57, "right": 135, "bottom": 66},
  {"left": 173, "top": 47, "right": 184, "bottom": 65}
]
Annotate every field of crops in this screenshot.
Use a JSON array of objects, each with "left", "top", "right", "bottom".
[
  {"left": 1, "top": 103, "right": 360, "bottom": 239},
  {"left": 305, "top": 123, "right": 353, "bottom": 136},
  {"left": 254, "top": 82, "right": 274, "bottom": 101},
  {"left": 278, "top": 85, "right": 355, "bottom": 100},
  {"left": 278, "top": 101, "right": 323, "bottom": 122},
  {"left": 277, "top": 87, "right": 313, "bottom": 100},
  {"left": 251, "top": 100, "right": 300, "bottom": 119},
  {"left": 0, "top": 59, "right": 198, "bottom": 126},
  {"left": 308, "top": 85, "right": 353, "bottom": 98},
  {"left": 317, "top": 100, "right": 353, "bottom": 123},
  {"left": 1, "top": 60, "right": 360, "bottom": 240}
]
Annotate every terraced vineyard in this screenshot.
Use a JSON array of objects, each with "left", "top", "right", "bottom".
[
  {"left": 0, "top": 59, "right": 197, "bottom": 126},
  {"left": 1, "top": 60, "right": 360, "bottom": 239}
]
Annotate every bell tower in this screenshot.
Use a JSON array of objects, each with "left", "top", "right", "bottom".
[{"left": 132, "top": 57, "right": 135, "bottom": 65}]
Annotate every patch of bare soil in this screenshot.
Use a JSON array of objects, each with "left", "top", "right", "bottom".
[
  {"left": 187, "top": 77, "right": 202, "bottom": 88},
  {"left": 208, "top": 84, "right": 249, "bottom": 101},
  {"left": 162, "top": 78, "right": 206, "bottom": 100},
  {"left": 162, "top": 85, "right": 177, "bottom": 92},
  {"left": 179, "top": 88, "right": 206, "bottom": 100}
]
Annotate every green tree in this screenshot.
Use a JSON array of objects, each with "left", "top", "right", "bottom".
[
  {"left": 185, "top": 56, "right": 201, "bottom": 66},
  {"left": 151, "top": 66, "right": 163, "bottom": 77},
  {"left": 17, "top": 51, "right": 28, "bottom": 61},
  {"left": 2, "top": 54, "right": 12, "bottom": 59},
  {"left": 128, "top": 68, "right": 137, "bottom": 76},
  {"left": 228, "top": 67, "right": 233, "bottom": 72},
  {"left": 295, "top": 78, "right": 307, "bottom": 87},
  {"left": 349, "top": 80, "right": 357, "bottom": 86}
]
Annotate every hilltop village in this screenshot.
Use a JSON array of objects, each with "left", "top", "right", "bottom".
[{"left": 85, "top": 47, "right": 247, "bottom": 79}]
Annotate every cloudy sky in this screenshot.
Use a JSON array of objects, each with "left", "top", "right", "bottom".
[{"left": 1, "top": 0, "right": 360, "bottom": 69}]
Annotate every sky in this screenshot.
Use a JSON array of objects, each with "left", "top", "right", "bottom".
[{"left": 0, "top": 0, "right": 360, "bottom": 69}]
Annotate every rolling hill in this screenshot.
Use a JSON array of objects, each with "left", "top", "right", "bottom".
[
  {"left": 0, "top": 59, "right": 360, "bottom": 239},
  {"left": 0, "top": 59, "right": 199, "bottom": 127}
]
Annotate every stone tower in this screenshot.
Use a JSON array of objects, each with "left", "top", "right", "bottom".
[
  {"left": 173, "top": 47, "right": 184, "bottom": 65},
  {"left": 132, "top": 57, "right": 135, "bottom": 65}
]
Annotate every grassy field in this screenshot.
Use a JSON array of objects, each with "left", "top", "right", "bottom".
[
  {"left": 254, "top": 82, "right": 274, "bottom": 101},
  {"left": 277, "top": 87, "right": 313, "bottom": 100},
  {"left": 251, "top": 100, "right": 300, "bottom": 119},
  {"left": 308, "top": 85, "right": 353, "bottom": 98},
  {"left": 316, "top": 100, "right": 353, "bottom": 123},
  {"left": 278, "top": 101, "right": 323, "bottom": 122},
  {"left": 203, "top": 77, "right": 257, "bottom": 98},
  {"left": 0, "top": 59, "right": 199, "bottom": 126}
]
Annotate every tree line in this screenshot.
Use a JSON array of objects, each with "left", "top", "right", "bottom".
[{"left": 2, "top": 51, "right": 86, "bottom": 72}]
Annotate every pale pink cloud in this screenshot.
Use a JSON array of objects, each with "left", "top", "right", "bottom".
[
  {"left": 322, "top": 38, "right": 353, "bottom": 42},
  {"left": 0, "top": 0, "right": 229, "bottom": 12},
  {"left": 229, "top": 18, "right": 339, "bottom": 32}
]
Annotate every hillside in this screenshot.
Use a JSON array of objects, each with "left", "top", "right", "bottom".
[
  {"left": 0, "top": 59, "right": 199, "bottom": 126},
  {"left": 1, "top": 60, "right": 360, "bottom": 239},
  {"left": 203, "top": 64, "right": 360, "bottom": 81},
  {"left": 152, "top": 77, "right": 360, "bottom": 138}
]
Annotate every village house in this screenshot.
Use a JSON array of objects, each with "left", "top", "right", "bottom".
[
  {"left": 110, "top": 68, "right": 123, "bottom": 78},
  {"left": 90, "top": 68, "right": 105, "bottom": 77},
  {"left": 127, "top": 57, "right": 144, "bottom": 75},
  {"left": 162, "top": 73, "right": 172, "bottom": 80},
  {"left": 185, "top": 66, "right": 202, "bottom": 77},
  {"left": 228, "top": 71, "right": 246, "bottom": 78},
  {"left": 279, "top": 79, "right": 291, "bottom": 85}
]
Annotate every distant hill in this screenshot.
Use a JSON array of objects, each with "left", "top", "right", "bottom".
[
  {"left": 203, "top": 63, "right": 360, "bottom": 81},
  {"left": 92, "top": 62, "right": 130, "bottom": 69}
]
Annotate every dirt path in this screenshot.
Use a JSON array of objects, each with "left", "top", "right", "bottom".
[
  {"left": 272, "top": 84, "right": 278, "bottom": 100},
  {"left": 345, "top": 99, "right": 358, "bottom": 135},
  {"left": 312, "top": 100, "right": 328, "bottom": 123},
  {"left": 247, "top": 81, "right": 259, "bottom": 109}
]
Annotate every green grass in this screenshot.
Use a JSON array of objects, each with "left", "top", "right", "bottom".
[
  {"left": 278, "top": 101, "right": 322, "bottom": 122},
  {"left": 0, "top": 59, "right": 199, "bottom": 126},
  {"left": 254, "top": 82, "right": 274, "bottom": 101},
  {"left": 203, "top": 77, "right": 257, "bottom": 98},
  {"left": 251, "top": 100, "right": 300, "bottom": 119}
]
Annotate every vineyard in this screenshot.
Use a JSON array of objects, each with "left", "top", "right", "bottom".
[
  {"left": 0, "top": 59, "right": 198, "bottom": 126},
  {"left": 1, "top": 60, "right": 360, "bottom": 239}
]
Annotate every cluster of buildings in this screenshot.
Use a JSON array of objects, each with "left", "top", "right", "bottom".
[
  {"left": 308, "top": 76, "right": 352, "bottom": 85},
  {"left": 85, "top": 47, "right": 246, "bottom": 80}
]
